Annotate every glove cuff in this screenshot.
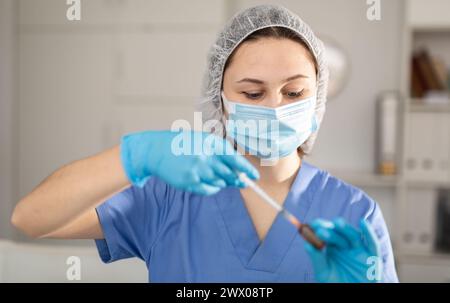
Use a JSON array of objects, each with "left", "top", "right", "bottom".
[{"left": 120, "top": 134, "right": 151, "bottom": 187}]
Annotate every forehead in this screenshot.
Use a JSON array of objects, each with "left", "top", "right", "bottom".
[{"left": 226, "top": 38, "right": 316, "bottom": 78}]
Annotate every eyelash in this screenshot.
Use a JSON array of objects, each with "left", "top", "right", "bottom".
[
  {"left": 286, "top": 90, "right": 305, "bottom": 98},
  {"left": 242, "top": 90, "right": 305, "bottom": 100},
  {"left": 242, "top": 92, "right": 263, "bottom": 100}
]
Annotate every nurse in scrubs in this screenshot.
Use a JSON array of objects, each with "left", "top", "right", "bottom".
[{"left": 11, "top": 5, "right": 398, "bottom": 282}]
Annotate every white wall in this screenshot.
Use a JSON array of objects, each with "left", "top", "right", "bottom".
[
  {"left": 0, "top": 0, "right": 16, "bottom": 239},
  {"left": 17, "top": 0, "right": 225, "bottom": 203}
]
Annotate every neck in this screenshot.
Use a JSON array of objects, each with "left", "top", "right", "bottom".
[{"left": 245, "top": 152, "right": 302, "bottom": 187}]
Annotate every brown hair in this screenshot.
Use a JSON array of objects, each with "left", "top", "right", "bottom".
[{"left": 224, "top": 26, "right": 318, "bottom": 74}]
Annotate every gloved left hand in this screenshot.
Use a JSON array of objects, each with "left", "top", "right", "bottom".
[
  {"left": 120, "top": 130, "right": 259, "bottom": 195},
  {"left": 305, "top": 218, "right": 383, "bottom": 283}
]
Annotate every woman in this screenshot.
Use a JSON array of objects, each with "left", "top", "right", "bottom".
[{"left": 11, "top": 5, "right": 398, "bottom": 282}]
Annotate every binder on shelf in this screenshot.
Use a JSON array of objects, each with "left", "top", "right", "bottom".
[
  {"left": 404, "top": 111, "right": 450, "bottom": 183},
  {"left": 410, "top": 48, "right": 449, "bottom": 100},
  {"left": 376, "top": 91, "right": 400, "bottom": 176},
  {"left": 400, "top": 189, "right": 438, "bottom": 254}
]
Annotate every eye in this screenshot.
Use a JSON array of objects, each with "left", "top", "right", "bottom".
[
  {"left": 242, "top": 92, "right": 264, "bottom": 100},
  {"left": 285, "top": 90, "right": 305, "bottom": 99}
]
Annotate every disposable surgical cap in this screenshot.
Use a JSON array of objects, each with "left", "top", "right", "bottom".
[{"left": 198, "top": 4, "right": 329, "bottom": 154}]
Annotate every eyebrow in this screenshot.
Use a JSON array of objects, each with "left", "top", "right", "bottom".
[{"left": 236, "top": 74, "right": 309, "bottom": 84}]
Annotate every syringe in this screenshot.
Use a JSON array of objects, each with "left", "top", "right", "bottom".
[{"left": 238, "top": 173, "right": 325, "bottom": 250}]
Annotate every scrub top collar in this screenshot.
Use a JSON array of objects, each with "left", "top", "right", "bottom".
[{"left": 214, "top": 161, "right": 318, "bottom": 272}]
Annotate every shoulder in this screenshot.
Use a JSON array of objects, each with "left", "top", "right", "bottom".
[
  {"left": 304, "top": 161, "right": 377, "bottom": 224},
  {"left": 136, "top": 175, "right": 215, "bottom": 212}
]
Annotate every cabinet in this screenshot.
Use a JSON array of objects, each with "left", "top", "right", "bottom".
[{"left": 394, "top": 0, "right": 450, "bottom": 281}]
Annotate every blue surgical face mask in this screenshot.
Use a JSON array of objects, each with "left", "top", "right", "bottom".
[{"left": 222, "top": 92, "right": 317, "bottom": 160}]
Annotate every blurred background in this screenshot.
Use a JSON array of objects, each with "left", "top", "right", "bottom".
[{"left": 1, "top": 0, "right": 450, "bottom": 282}]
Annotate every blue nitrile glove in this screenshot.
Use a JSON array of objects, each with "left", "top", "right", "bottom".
[
  {"left": 120, "top": 130, "right": 259, "bottom": 195},
  {"left": 305, "top": 218, "right": 383, "bottom": 283}
]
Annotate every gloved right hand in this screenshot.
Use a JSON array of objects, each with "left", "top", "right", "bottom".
[
  {"left": 305, "top": 218, "right": 383, "bottom": 283},
  {"left": 120, "top": 130, "right": 259, "bottom": 195}
]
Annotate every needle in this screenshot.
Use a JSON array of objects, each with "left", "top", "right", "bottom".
[{"left": 238, "top": 173, "right": 325, "bottom": 250}]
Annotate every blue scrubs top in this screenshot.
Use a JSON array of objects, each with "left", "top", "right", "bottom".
[{"left": 95, "top": 161, "right": 398, "bottom": 282}]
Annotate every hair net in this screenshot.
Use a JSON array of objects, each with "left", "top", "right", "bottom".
[{"left": 198, "top": 4, "right": 329, "bottom": 154}]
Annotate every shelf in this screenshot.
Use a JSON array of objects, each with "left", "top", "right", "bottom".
[
  {"left": 397, "top": 251, "right": 450, "bottom": 265},
  {"left": 405, "top": 179, "right": 450, "bottom": 189},
  {"left": 407, "top": 0, "right": 450, "bottom": 30},
  {"left": 329, "top": 171, "right": 450, "bottom": 189},
  {"left": 409, "top": 100, "right": 450, "bottom": 112},
  {"left": 328, "top": 171, "right": 399, "bottom": 188},
  {"left": 411, "top": 26, "right": 450, "bottom": 33}
]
